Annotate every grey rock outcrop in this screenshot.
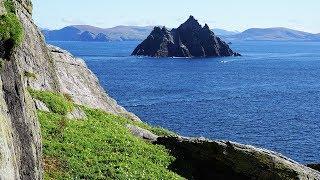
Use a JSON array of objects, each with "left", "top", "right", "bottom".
[
  {"left": 34, "top": 100, "right": 49, "bottom": 112},
  {"left": 0, "top": 0, "right": 140, "bottom": 179},
  {"left": 48, "top": 45, "right": 141, "bottom": 122},
  {"left": 132, "top": 16, "right": 241, "bottom": 58},
  {"left": 66, "top": 106, "right": 87, "bottom": 120},
  {"left": 0, "top": 0, "right": 43, "bottom": 179},
  {"left": 127, "top": 124, "right": 158, "bottom": 142},
  {"left": 156, "top": 136, "right": 320, "bottom": 180}
]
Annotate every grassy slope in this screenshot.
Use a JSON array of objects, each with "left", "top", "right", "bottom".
[{"left": 30, "top": 90, "right": 182, "bottom": 179}]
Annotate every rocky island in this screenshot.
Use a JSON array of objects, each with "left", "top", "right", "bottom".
[
  {"left": 0, "top": 1, "right": 319, "bottom": 179},
  {"left": 132, "top": 16, "right": 241, "bottom": 58}
]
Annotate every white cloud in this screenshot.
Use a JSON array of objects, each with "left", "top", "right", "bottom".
[{"left": 61, "top": 18, "right": 85, "bottom": 25}]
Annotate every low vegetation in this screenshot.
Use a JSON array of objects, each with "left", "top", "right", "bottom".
[
  {"left": 29, "top": 89, "right": 182, "bottom": 179},
  {"left": 0, "top": 0, "right": 24, "bottom": 58},
  {"left": 4, "top": 0, "right": 15, "bottom": 13},
  {"left": 29, "top": 90, "right": 74, "bottom": 115}
]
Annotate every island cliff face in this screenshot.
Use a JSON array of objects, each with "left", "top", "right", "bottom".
[
  {"left": 0, "top": 1, "right": 319, "bottom": 179},
  {"left": 132, "top": 16, "right": 241, "bottom": 58}
]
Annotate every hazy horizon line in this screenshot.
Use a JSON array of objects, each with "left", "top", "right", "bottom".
[{"left": 40, "top": 24, "right": 319, "bottom": 34}]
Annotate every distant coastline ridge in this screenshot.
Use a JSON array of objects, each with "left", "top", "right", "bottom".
[{"left": 131, "top": 16, "right": 241, "bottom": 58}]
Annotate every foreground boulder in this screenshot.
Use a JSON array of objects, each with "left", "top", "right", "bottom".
[
  {"left": 156, "top": 136, "right": 320, "bottom": 180},
  {"left": 132, "top": 16, "right": 240, "bottom": 58}
]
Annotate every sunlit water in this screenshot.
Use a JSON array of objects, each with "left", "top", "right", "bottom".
[{"left": 49, "top": 40, "right": 320, "bottom": 164}]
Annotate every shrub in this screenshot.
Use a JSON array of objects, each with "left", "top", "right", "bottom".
[
  {"left": 0, "top": 13, "right": 24, "bottom": 47},
  {"left": 4, "top": 0, "right": 15, "bottom": 13},
  {"left": 0, "top": 0, "right": 24, "bottom": 58}
]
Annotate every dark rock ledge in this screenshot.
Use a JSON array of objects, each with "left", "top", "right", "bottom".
[
  {"left": 127, "top": 125, "right": 320, "bottom": 179},
  {"left": 156, "top": 136, "right": 320, "bottom": 179}
]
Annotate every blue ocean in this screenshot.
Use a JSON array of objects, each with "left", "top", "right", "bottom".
[{"left": 49, "top": 40, "right": 320, "bottom": 164}]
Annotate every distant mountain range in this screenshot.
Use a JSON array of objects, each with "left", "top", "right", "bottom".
[
  {"left": 224, "top": 27, "right": 320, "bottom": 41},
  {"left": 212, "top": 29, "right": 239, "bottom": 36},
  {"left": 42, "top": 25, "right": 154, "bottom": 41},
  {"left": 42, "top": 25, "right": 320, "bottom": 42}
]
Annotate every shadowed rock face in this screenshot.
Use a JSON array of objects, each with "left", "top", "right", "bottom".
[
  {"left": 132, "top": 16, "right": 241, "bottom": 58},
  {"left": 156, "top": 136, "right": 320, "bottom": 180},
  {"left": 307, "top": 164, "right": 320, "bottom": 172}
]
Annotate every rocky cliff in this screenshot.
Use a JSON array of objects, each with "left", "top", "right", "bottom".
[
  {"left": 0, "top": 1, "right": 319, "bottom": 179},
  {"left": 49, "top": 45, "right": 140, "bottom": 121},
  {"left": 0, "top": 0, "right": 139, "bottom": 179},
  {"left": 132, "top": 16, "right": 241, "bottom": 58}
]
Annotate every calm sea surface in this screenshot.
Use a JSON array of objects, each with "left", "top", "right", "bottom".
[{"left": 49, "top": 40, "right": 320, "bottom": 164}]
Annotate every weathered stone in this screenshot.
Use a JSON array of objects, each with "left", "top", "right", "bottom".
[
  {"left": 34, "top": 99, "right": 49, "bottom": 112},
  {"left": 156, "top": 136, "right": 320, "bottom": 180},
  {"left": 127, "top": 124, "right": 158, "bottom": 142},
  {"left": 0, "top": 0, "right": 141, "bottom": 177},
  {"left": 132, "top": 16, "right": 241, "bottom": 58},
  {"left": 66, "top": 106, "right": 87, "bottom": 120},
  {"left": 0, "top": 76, "right": 18, "bottom": 180},
  {"left": 49, "top": 45, "right": 141, "bottom": 122},
  {"left": 0, "top": 0, "right": 42, "bottom": 179},
  {"left": 307, "top": 164, "right": 320, "bottom": 172}
]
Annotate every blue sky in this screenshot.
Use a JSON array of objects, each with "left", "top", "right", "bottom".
[{"left": 33, "top": 0, "right": 320, "bottom": 33}]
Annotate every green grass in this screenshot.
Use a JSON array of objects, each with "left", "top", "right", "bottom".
[
  {"left": 4, "top": 0, "right": 15, "bottom": 13},
  {"left": 30, "top": 89, "right": 181, "bottom": 179},
  {"left": 39, "top": 110, "right": 182, "bottom": 180},
  {"left": 29, "top": 90, "right": 73, "bottom": 115},
  {"left": 82, "top": 106, "right": 176, "bottom": 137}
]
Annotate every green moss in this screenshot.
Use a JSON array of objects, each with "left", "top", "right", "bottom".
[
  {"left": 0, "top": 12, "right": 24, "bottom": 46},
  {"left": 30, "top": 89, "right": 181, "bottom": 179},
  {"left": 29, "top": 90, "right": 74, "bottom": 115},
  {"left": 39, "top": 109, "right": 182, "bottom": 180},
  {"left": 4, "top": 0, "right": 15, "bottom": 13},
  {"left": 0, "top": 0, "right": 24, "bottom": 58},
  {"left": 24, "top": 71, "right": 37, "bottom": 79}
]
